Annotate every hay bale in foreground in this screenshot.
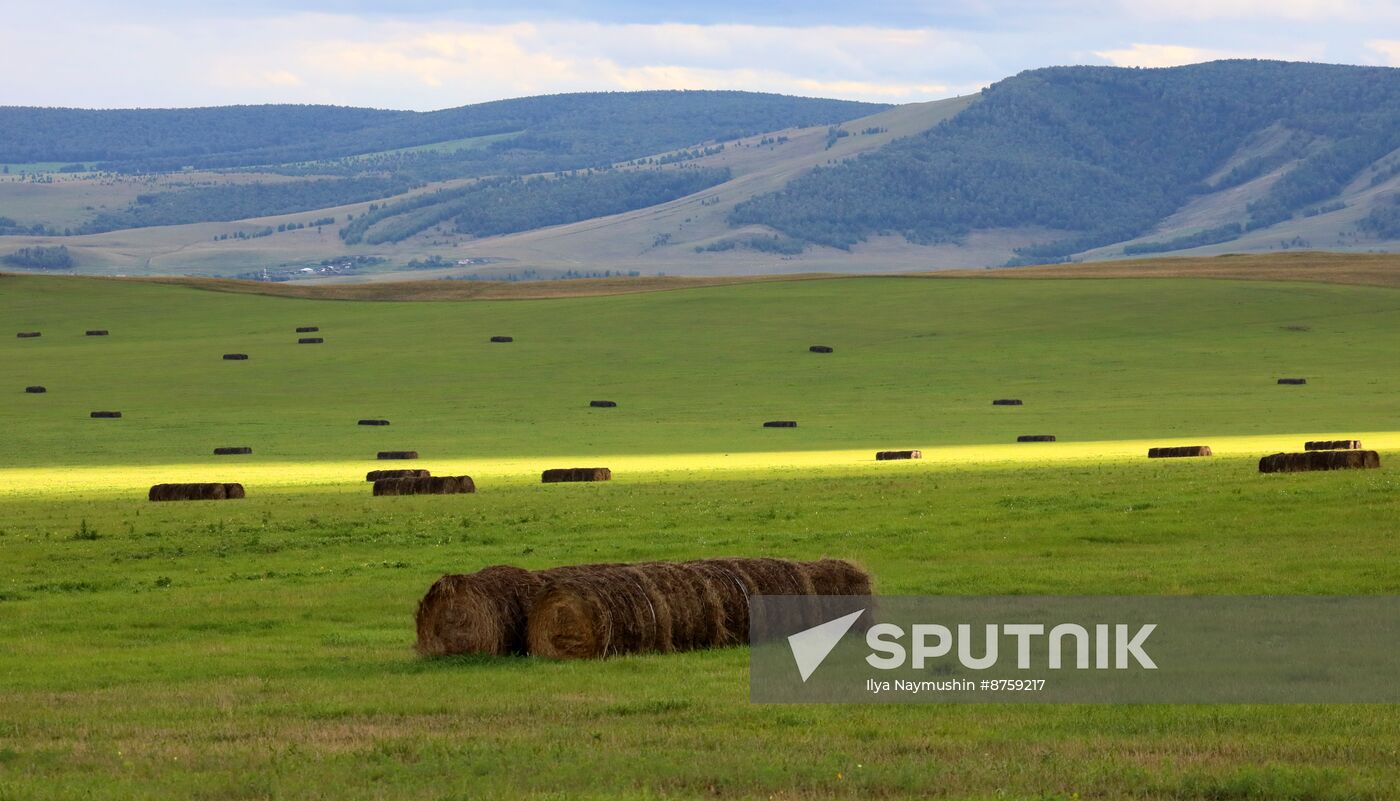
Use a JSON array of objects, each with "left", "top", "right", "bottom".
[
  {"left": 541, "top": 467, "right": 611, "bottom": 483},
  {"left": 589, "top": 400, "right": 617, "bottom": 408},
  {"left": 525, "top": 557, "right": 872, "bottom": 660},
  {"left": 809, "top": 345, "right": 833, "bottom": 353},
  {"left": 366, "top": 468, "right": 430, "bottom": 482},
  {"left": 991, "top": 399, "right": 1023, "bottom": 406},
  {"left": 763, "top": 420, "right": 797, "bottom": 428},
  {"left": 1259, "top": 450, "right": 1379, "bottom": 474},
  {"left": 358, "top": 419, "right": 390, "bottom": 426},
  {"left": 296, "top": 326, "right": 319, "bottom": 333},
  {"left": 1147, "top": 446, "right": 1212, "bottom": 458},
  {"left": 298, "top": 337, "right": 324, "bottom": 344},
  {"left": 222, "top": 353, "right": 248, "bottom": 360},
  {"left": 490, "top": 336, "right": 513, "bottom": 343},
  {"left": 85, "top": 330, "right": 109, "bottom": 337},
  {"left": 90, "top": 411, "right": 122, "bottom": 419},
  {"left": 1017, "top": 434, "right": 1055, "bottom": 442},
  {"left": 25, "top": 386, "right": 46, "bottom": 394},
  {"left": 373, "top": 475, "right": 475, "bottom": 496},
  {"left": 213, "top": 447, "right": 252, "bottom": 455},
  {"left": 377, "top": 450, "right": 419, "bottom": 460},
  {"left": 1277, "top": 378, "right": 1307, "bottom": 385},
  {"left": 148, "top": 482, "right": 245, "bottom": 501},
  {"left": 1305, "top": 440, "right": 1362, "bottom": 451},
  {"left": 416, "top": 566, "right": 547, "bottom": 656},
  {"left": 876, "top": 450, "right": 922, "bottom": 460},
  {"left": 16, "top": 332, "right": 40, "bottom": 338}
]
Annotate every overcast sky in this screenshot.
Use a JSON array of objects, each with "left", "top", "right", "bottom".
[{"left": 3, "top": 1, "right": 1398, "bottom": 110}]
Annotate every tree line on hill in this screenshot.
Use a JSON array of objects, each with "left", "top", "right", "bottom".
[{"left": 3, "top": 245, "right": 73, "bottom": 270}]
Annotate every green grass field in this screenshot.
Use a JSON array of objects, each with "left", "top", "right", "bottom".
[{"left": 1, "top": 273, "right": 1398, "bottom": 799}]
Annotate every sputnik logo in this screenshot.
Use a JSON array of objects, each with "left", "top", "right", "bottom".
[{"left": 787, "top": 609, "right": 865, "bottom": 682}]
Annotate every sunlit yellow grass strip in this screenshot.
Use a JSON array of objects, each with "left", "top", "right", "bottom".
[{"left": 2, "top": 431, "right": 1396, "bottom": 499}]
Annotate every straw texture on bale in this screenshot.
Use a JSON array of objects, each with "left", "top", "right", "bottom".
[
  {"left": 991, "top": 399, "right": 1023, "bottom": 406},
  {"left": 1277, "top": 378, "right": 1307, "bottom": 385},
  {"left": 1017, "top": 434, "right": 1056, "bottom": 442},
  {"left": 1305, "top": 440, "right": 1362, "bottom": 450},
  {"left": 415, "top": 566, "right": 547, "bottom": 656},
  {"left": 373, "top": 475, "right": 475, "bottom": 496},
  {"left": 1147, "top": 446, "right": 1212, "bottom": 458},
  {"left": 85, "top": 330, "right": 109, "bottom": 336},
  {"left": 377, "top": 450, "right": 419, "bottom": 460},
  {"left": 541, "top": 467, "right": 611, "bottom": 483},
  {"left": 222, "top": 353, "right": 248, "bottom": 360},
  {"left": 366, "top": 468, "right": 430, "bottom": 482},
  {"left": 25, "top": 386, "right": 46, "bottom": 393},
  {"left": 296, "top": 326, "right": 319, "bottom": 333},
  {"left": 148, "top": 482, "right": 246, "bottom": 501},
  {"left": 16, "top": 332, "right": 40, "bottom": 338},
  {"left": 763, "top": 420, "right": 797, "bottom": 428},
  {"left": 298, "top": 337, "right": 324, "bottom": 344},
  {"left": 809, "top": 345, "right": 833, "bottom": 353},
  {"left": 589, "top": 400, "right": 617, "bottom": 407},
  {"left": 490, "top": 336, "right": 513, "bottom": 343},
  {"left": 358, "top": 419, "right": 390, "bottom": 426},
  {"left": 90, "top": 411, "right": 122, "bottom": 418},
  {"left": 1259, "top": 450, "right": 1379, "bottom": 473},
  {"left": 876, "top": 450, "right": 922, "bottom": 460},
  {"left": 213, "top": 447, "right": 252, "bottom": 455}
]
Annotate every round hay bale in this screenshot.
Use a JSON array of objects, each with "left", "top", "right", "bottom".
[
  {"left": 85, "top": 330, "right": 109, "bottom": 337},
  {"left": 358, "top": 419, "right": 391, "bottom": 426},
  {"left": 763, "top": 420, "right": 797, "bottom": 428},
  {"left": 541, "top": 467, "right": 611, "bottom": 483},
  {"left": 1259, "top": 450, "right": 1379, "bottom": 474},
  {"left": 991, "top": 399, "right": 1023, "bottom": 406},
  {"left": 1017, "top": 434, "right": 1056, "bottom": 442},
  {"left": 1277, "top": 378, "right": 1307, "bottom": 385},
  {"left": 377, "top": 450, "right": 419, "bottom": 460},
  {"left": 213, "top": 447, "right": 252, "bottom": 455},
  {"left": 875, "top": 450, "right": 922, "bottom": 460},
  {"left": 366, "top": 468, "right": 430, "bottom": 482},
  {"left": 490, "top": 336, "right": 513, "bottom": 343},
  {"left": 589, "top": 400, "right": 617, "bottom": 408},
  {"left": 295, "top": 326, "right": 319, "bottom": 333},
  {"left": 298, "top": 337, "right": 324, "bottom": 344},
  {"left": 90, "top": 411, "right": 122, "bottom": 419},
  {"left": 1147, "top": 446, "right": 1212, "bottom": 458},
  {"left": 222, "top": 353, "right": 248, "bottom": 360},
  {"left": 148, "top": 482, "right": 244, "bottom": 501},
  {"left": 24, "top": 386, "right": 46, "bottom": 394},
  {"left": 373, "top": 475, "right": 476, "bottom": 496},
  {"left": 415, "top": 566, "right": 547, "bottom": 656},
  {"left": 1304, "top": 440, "right": 1362, "bottom": 451},
  {"left": 809, "top": 345, "right": 833, "bottom": 353},
  {"left": 16, "top": 332, "right": 40, "bottom": 339}
]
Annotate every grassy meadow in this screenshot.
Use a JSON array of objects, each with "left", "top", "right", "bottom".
[{"left": 1, "top": 272, "right": 1398, "bottom": 799}]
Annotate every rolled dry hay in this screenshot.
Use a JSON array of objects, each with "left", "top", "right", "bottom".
[
  {"left": 490, "top": 336, "right": 513, "bottom": 343},
  {"left": 525, "top": 557, "right": 872, "bottom": 660},
  {"left": 373, "top": 475, "right": 475, "bottom": 496},
  {"left": 991, "top": 399, "right": 1023, "bottom": 406},
  {"left": 85, "top": 330, "right": 109, "bottom": 337},
  {"left": 222, "top": 353, "right": 248, "bottom": 360},
  {"left": 16, "top": 332, "right": 40, "bottom": 338},
  {"left": 1147, "top": 446, "right": 1212, "bottom": 458},
  {"left": 1017, "top": 434, "right": 1055, "bottom": 442},
  {"left": 809, "top": 345, "right": 833, "bottom": 353},
  {"left": 1277, "top": 378, "right": 1307, "bottom": 385},
  {"left": 763, "top": 420, "right": 797, "bottom": 428},
  {"left": 148, "top": 482, "right": 246, "bottom": 501},
  {"left": 876, "top": 450, "right": 922, "bottom": 460},
  {"left": 1259, "top": 450, "right": 1379, "bottom": 473},
  {"left": 298, "top": 337, "right": 324, "bottom": 344},
  {"left": 366, "top": 468, "right": 430, "bottom": 482},
  {"left": 416, "top": 566, "right": 547, "bottom": 656},
  {"left": 90, "top": 411, "right": 122, "bottom": 419},
  {"left": 1305, "top": 440, "right": 1362, "bottom": 450},
  {"left": 589, "top": 400, "right": 617, "bottom": 408},
  {"left": 213, "top": 447, "right": 252, "bottom": 455},
  {"left": 541, "top": 467, "right": 611, "bottom": 483},
  {"left": 377, "top": 450, "right": 419, "bottom": 460},
  {"left": 358, "top": 419, "right": 390, "bottom": 426},
  {"left": 25, "top": 386, "right": 46, "bottom": 394},
  {"left": 295, "top": 326, "right": 319, "bottom": 333}
]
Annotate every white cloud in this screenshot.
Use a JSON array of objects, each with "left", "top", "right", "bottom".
[
  {"left": 1093, "top": 41, "right": 1326, "bottom": 68},
  {"left": 1367, "top": 39, "right": 1400, "bottom": 66}
]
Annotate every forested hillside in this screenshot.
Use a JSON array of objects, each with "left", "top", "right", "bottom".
[{"left": 730, "top": 61, "right": 1400, "bottom": 260}]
